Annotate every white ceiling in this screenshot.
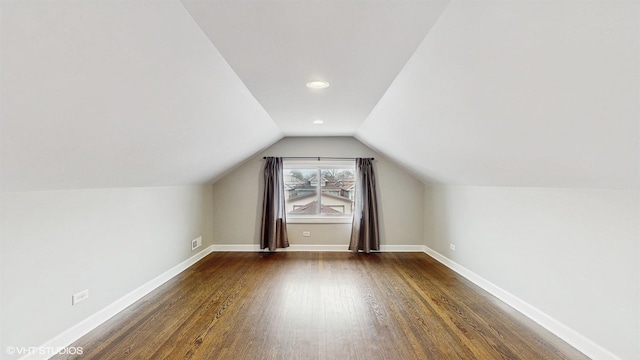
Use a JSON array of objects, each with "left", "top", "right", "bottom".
[
  {"left": 181, "top": 0, "right": 449, "bottom": 136},
  {"left": 357, "top": 0, "right": 639, "bottom": 189},
  {"left": 1, "top": 0, "right": 638, "bottom": 191},
  {"left": 1, "top": 0, "right": 282, "bottom": 191}
]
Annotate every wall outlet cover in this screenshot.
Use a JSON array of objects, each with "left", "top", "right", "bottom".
[
  {"left": 191, "top": 236, "right": 202, "bottom": 251},
  {"left": 72, "top": 289, "right": 89, "bottom": 305}
]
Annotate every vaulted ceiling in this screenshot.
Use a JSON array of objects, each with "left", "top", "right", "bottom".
[
  {"left": 181, "top": 0, "right": 449, "bottom": 136},
  {"left": 2, "top": 0, "right": 638, "bottom": 191}
]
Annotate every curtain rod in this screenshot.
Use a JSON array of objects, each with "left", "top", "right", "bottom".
[{"left": 262, "top": 156, "right": 374, "bottom": 161}]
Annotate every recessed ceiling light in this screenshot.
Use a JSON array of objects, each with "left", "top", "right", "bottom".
[
  {"left": 313, "top": 120, "right": 324, "bottom": 125},
  {"left": 306, "top": 80, "right": 330, "bottom": 89}
]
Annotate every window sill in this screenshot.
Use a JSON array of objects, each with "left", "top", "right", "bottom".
[{"left": 287, "top": 216, "right": 353, "bottom": 224}]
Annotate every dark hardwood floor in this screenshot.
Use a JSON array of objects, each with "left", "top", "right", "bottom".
[{"left": 54, "top": 252, "right": 588, "bottom": 359}]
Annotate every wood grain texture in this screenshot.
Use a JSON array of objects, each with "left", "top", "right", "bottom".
[{"left": 54, "top": 252, "right": 588, "bottom": 360}]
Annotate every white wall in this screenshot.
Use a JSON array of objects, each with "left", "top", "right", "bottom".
[
  {"left": 0, "top": 185, "right": 214, "bottom": 358},
  {"left": 424, "top": 184, "right": 639, "bottom": 360},
  {"left": 211, "top": 137, "right": 425, "bottom": 247}
]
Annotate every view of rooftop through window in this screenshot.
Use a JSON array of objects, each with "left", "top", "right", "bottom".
[{"left": 283, "top": 162, "right": 355, "bottom": 217}]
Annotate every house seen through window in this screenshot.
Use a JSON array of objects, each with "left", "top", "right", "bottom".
[{"left": 283, "top": 161, "right": 355, "bottom": 219}]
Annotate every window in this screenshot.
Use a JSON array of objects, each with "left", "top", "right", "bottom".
[{"left": 283, "top": 160, "right": 355, "bottom": 223}]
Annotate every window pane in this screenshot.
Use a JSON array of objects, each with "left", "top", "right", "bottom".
[
  {"left": 320, "top": 169, "right": 355, "bottom": 215},
  {"left": 284, "top": 164, "right": 355, "bottom": 217},
  {"left": 285, "top": 169, "right": 319, "bottom": 215}
]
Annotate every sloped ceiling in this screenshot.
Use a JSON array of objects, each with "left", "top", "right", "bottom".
[
  {"left": 1, "top": 0, "right": 282, "bottom": 191},
  {"left": 2, "top": 0, "right": 638, "bottom": 191},
  {"left": 357, "top": 0, "right": 639, "bottom": 189},
  {"left": 180, "top": 0, "right": 449, "bottom": 136}
]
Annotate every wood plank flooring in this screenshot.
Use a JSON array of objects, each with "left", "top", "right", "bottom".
[{"left": 54, "top": 252, "right": 588, "bottom": 360}]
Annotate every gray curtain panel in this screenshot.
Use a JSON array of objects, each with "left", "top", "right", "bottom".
[
  {"left": 260, "top": 157, "right": 290, "bottom": 251},
  {"left": 349, "top": 158, "right": 380, "bottom": 253}
]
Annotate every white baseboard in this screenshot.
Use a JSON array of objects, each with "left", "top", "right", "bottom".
[
  {"left": 422, "top": 246, "right": 622, "bottom": 360},
  {"left": 25, "top": 245, "right": 215, "bottom": 360},
  {"left": 380, "top": 244, "right": 424, "bottom": 252},
  {"left": 211, "top": 244, "right": 425, "bottom": 252},
  {"left": 28, "top": 244, "right": 617, "bottom": 360},
  {"left": 210, "top": 244, "right": 262, "bottom": 252},
  {"left": 211, "top": 244, "right": 349, "bottom": 252}
]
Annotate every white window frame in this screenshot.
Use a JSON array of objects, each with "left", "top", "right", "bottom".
[{"left": 283, "top": 160, "right": 355, "bottom": 224}]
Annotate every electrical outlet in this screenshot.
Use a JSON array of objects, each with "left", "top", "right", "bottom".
[
  {"left": 450, "top": 243, "right": 456, "bottom": 251},
  {"left": 191, "top": 236, "right": 202, "bottom": 251},
  {"left": 302, "top": 231, "right": 311, "bottom": 237},
  {"left": 72, "top": 289, "right": 89, "bottom": 305}
]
